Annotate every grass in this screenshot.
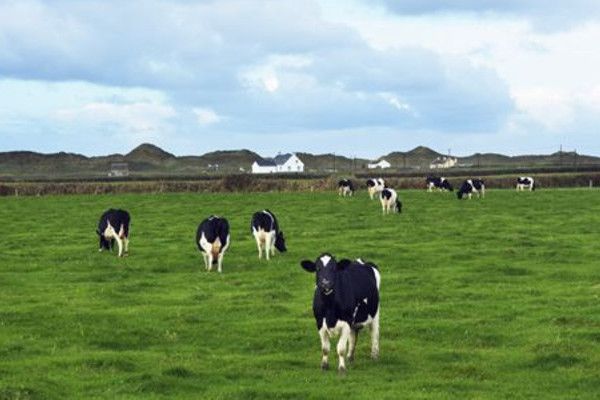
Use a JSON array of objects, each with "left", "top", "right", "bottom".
[{"left": 0, "top": 189, "right": 599, "bottom": 399}]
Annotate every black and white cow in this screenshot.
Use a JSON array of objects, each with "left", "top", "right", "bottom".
[
  {"left": 338, "top": 179, "right": 355, "bottom": 197},
  {"left": 380, "top": 188, "right": 402, "bottom": 214},
  {"left": 251, "top": 209, "right": 286, "bottom": 260},
  {"left": 196, "top": 216, "right": 231, "bottom": 273},
  {"left": 426, "top": 176, "right": 453, "bottom": 192},
  {"left": 301, "top": 254, "right": 381, "bottom": 373},
  {"left": 516, "top": 176, "right": 536, "bottom": 191},
  {"left": 366, "top": 178, "right": 385, "bottom": 199},
  {"left": 457, "top": 179, "right": 485, "bottom": 199},
  {"left": 96, "top": 208, "right": 130, "bottom": 257}
]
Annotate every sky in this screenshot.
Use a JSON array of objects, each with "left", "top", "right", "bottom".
[{"left": 1, "top": 0, "right": 600, "bottom": 158}]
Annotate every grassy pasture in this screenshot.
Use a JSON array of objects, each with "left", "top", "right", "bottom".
[{"left": 0, "top": 189, "right": 599, "bottom": 399}]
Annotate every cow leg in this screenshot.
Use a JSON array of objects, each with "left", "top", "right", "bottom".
[
  {"left": 347, "top": 329, "right": 358, "bottom": 362},
  {"left": 207, "top": 253, "right": 214, "bottom": 271},
  {"left": 217, "top": 252, "right": 224, "bottom": 273},
  {"left": 265, "top": 235, "right": 271, "bottom": 261},
  {"left": 270, "top": 235, "right": 276, "bottom": 257},
  {"left": 114, "top": 236, "right": 124, "bottom": 257},
  {"left": 337, "top": 322, "right": 351, "bottom": 372},
  {"left": 370, "top": 311, "right": 380, "bottom": 360},
  {"left": 202, "top": 253, "right": 209, "bottom": 270},
  {"left": 255, "top": 237, "right": 263, "bottom": 259},
  {"left": 319, "top": 326, "right": 330, "bottom": 370},
  {"left": 123, "top": 237, "right": 129, "bottom": 255}
]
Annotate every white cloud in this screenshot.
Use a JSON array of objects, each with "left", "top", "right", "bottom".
[
  {"left": 1, "top": 0, "right": 600, "bottom": 156},
  {"left": 193, "top": 107, "right": 221, "bottom": 125},
  {"left": 55, "top": 101, "right": 176, "bottom": 134}
]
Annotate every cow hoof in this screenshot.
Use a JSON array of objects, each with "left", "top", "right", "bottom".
[
  {"left": 338, "top": 366, "right": 347, "bottom": 375},
  {"left": 348, "top": 355, "right": 354, "bottom": 363},
  {"left": 371, "top": 352, "right": 379, "bottom": 360}
]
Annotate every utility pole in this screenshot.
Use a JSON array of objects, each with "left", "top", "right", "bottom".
[
  {"left": 559, "top": 144, "right": 563, "bottom": 166},
  {"left": 333, "top": 152, "right": 336, "bottom": 173}
]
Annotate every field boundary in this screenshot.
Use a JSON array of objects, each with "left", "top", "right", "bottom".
[{"left": 2, "top": 171, "right": 600, "bottom": 196}]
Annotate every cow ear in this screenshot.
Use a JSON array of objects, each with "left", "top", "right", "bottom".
[
  {"left": 96, "top": 229, "right": 101, "bottom": 236},
  {"left": 337, "top": 259, "right": 352, "bottom": 270},
  {"left": 300, "top": 260, "right": 316, "bottom": 272}
]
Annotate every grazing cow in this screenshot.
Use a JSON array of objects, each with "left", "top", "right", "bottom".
[
  {"left": 96, "top": 208, "right": 130, "bottom": 257},
  {"left": 251, "top": 209, "right": 287, "bottom": 260},
  {"left": 196, "top": 216, "right": 230, "bottom": 273},
  {"left": 338, "top": 179, "right": 355, "bottom": 197},
  {"left": 516, "top": 176, "right": 536, "bottom": 191},
  {"left": 301, "top": 254, "right": 380, "bottom": 373},
  {"left": 426, "top": 176, "right": 453, "bottom": 192},
  {"left": 366, "top": 178, "right": 385, "bottom": 199},
  {"left": 457, "top": 179, "right": 485, "bottom": 199},
  {"left": 380, "top": 188, "right": 402, "bottom": 214}
]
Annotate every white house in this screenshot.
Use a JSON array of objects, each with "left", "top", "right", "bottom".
[
  {"left": 108, "top": 162, "right": 129, "bottom": 177},
  {"left": 367, "top": 159, "right": 391, "bottom": 169},
  {"left": 251, "top": 153, "right": 304, "bottom": 174},
  {"left": 430, "top": 156, "right": 457, "bottom": 169}
]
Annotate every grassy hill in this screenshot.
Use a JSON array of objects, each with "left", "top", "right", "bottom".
[{"left": 1, "top": 143, "right": 599, "bottom": 179}]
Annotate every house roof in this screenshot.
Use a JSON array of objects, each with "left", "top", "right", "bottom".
[
  {"left": 431, "top": 156, "right": 456, "bottom": 164},
  {"left": 110, "top": 162, "right": 129, "bottom": 169},
  {"left": 273, "top": 153, "right": 293, "bottom": 165},
  {"left": 255, "top": 153, "right": 296, "bottom": 167},
  {"left": 254, "top": 158, "right": 277, "bottom": 167}
]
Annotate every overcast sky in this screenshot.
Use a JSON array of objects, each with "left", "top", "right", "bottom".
[{"left": 1, "top": 0, "right": 599, "bottom": 158}]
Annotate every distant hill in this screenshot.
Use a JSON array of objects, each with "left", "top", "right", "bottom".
[
  {"left": 380, "top": 146, "right": 445, "bottom": 169},
  {"left": 459, "top": 151, "right": 596, "bottom": 168},
  {"left": 1, "top": 143, "right": 599, "bottom": 179},
  {"left": 295, "top": 152, "right": 370, "bottom": 172},
  {"left": 125, "top": 143, "right": 175, "bottom": 163}
]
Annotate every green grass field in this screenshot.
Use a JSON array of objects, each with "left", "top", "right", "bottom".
[{"left": 1, "top": 190, "right": 599, "bottom": 399}]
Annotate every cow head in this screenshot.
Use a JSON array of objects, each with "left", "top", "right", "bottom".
[
  {"left": 275, "top": 231, "right": 287, "bottom": 252},
  {"left": 301, "top": 254, "right": 351, "bottom": 296},
  {"left": 444, "top": 181, "right": 454, "bottom": 191},
  {"left": 96, "top": 229, "right": 112, "bottom": 250},
  {"left": 457, "top": 191, "right": 464, "bottom": 199}
]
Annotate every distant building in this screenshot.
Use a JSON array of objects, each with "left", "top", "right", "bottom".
[
  {"left": 367, "top": 159, "right": 391, "bottom": 169},
  {"left": 430, "top": 156, "right": 457, "bottom": 169},
  {"left": 251, "top": 153, "right": 304, "bottom": 173},
  {"left": 108, "top": 162, "right": 129, "bottom": 177}
]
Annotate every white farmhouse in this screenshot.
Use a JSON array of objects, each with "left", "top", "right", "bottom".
[
  {"left": 108, "top": 162, "right": 129, "bottom": 177},
  {"left": 251, "top": 153, "right": 304, "bottom": 174},
  {"left": 430, "top": 156, "right": 457, "bottom": 169},
  {"left": 367, "top": 159, "right": 391, "bottom": 169}
]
